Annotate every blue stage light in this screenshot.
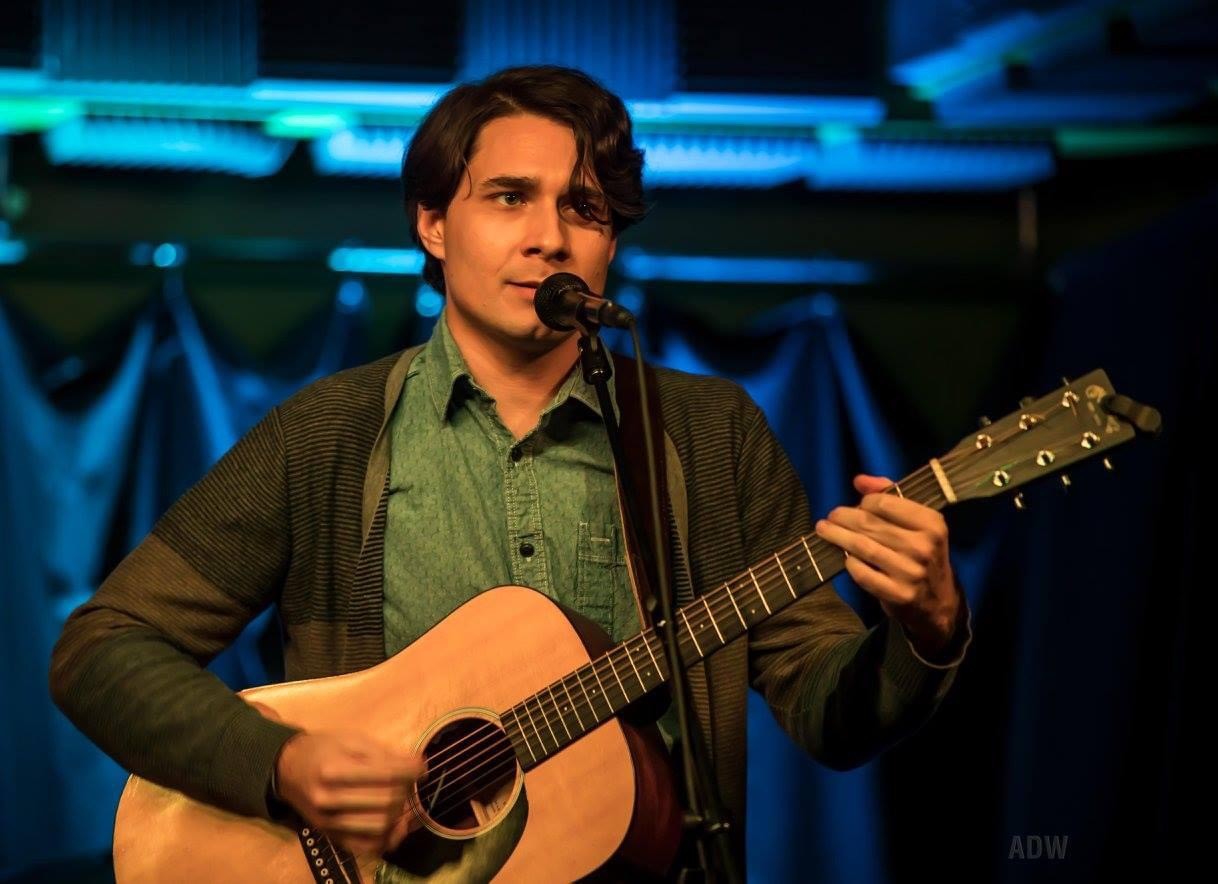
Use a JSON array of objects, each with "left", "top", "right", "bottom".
[
  {"left": 629, "top": 93, "right": 885, "bottom": 128},
  {"left": 328, "top": 247, "right": 425, "bottom": 275},
  {"left": 152, "top": 243, "right": 184, "bottom": 268},
  {"left": 312, "top": 128, "right": 412, "bottom": 178},
  {"left": 414, "top": 284, "right": 444, "bottom": 318},
  {"left": 0, "top": 238, "right": 27, "bottom": 265},
  {"left": 249, "top": 80, "right": 449, "bottom": 111},
  {"left": 617, "top": 249, "right": 875, "bottom": 285},
  {"left": 807, "top": 140, "right": 1055, "bottom": 190},
  {"left": 337, "top": 278, "right": 367, "bottom": 310},
  {"left": 43, "top": 118, "right": 290, "bottom": 177}
]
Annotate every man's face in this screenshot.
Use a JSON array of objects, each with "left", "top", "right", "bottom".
[{"left": 417, "top": 113, "right": 618, "bottom": 352}]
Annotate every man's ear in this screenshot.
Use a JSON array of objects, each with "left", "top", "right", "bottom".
[
  {"left": 607, "top": 235, "right": 617, "bottom": 265},
  {"left": 416, "top": 205, "right": 446, "bottom": 262}
]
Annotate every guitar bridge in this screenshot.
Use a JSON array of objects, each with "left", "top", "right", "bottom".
[{"left": 296, "top": 824, "right": 360, "bottom": 883}]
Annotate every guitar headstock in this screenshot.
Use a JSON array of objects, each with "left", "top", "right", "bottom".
[{"left": 937, "top": 369, "right": 1156, "bottom": 504}]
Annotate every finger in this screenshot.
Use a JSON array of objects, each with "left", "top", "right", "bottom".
[
  {"left": 853, "top": 474, "right": 894, "bottom": 495},
  {"left": 315, "top": 786, "right": 409, "bottom": 813},
  {"left": 842, "top": 550, "right": 911, "bottom": 609},
  {"left": 321, "top": 811, "right": 399, "bottom": 839},
  {"left": 824, "top": 505, "right": 924, "bottom": 554},
  {"left": 361, "top": 748, "right": 427, "bottom": 781},
  {"left": 336, "top": 736, "right": 427, "bottom": 774},
  {"left": 857, "top": 491, "right": 949, "bottom": 536},
  {"left": 322, "top": 759, "right": 424, "bottom": 787},
  {"left": 817, "top": 514, "right": 927, "bottom": 582}
]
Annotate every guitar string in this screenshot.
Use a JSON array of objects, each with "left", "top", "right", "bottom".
[
  {"left": 418, "top": 460, "right": 947, "bottom": 778},
  {"left": 417, "top": 412, "right": 1061, "bottom": 814},
  {"left": 415, "top": 460, "right": 966, "bottom": 804},
  {"left": 426, "top": 419, "right": 1070, "bottom": 819},
  {"left": 417, "top": 464, "right": 957, "bottom": 809}
]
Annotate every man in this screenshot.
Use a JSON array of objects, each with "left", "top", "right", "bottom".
[{"left": 51, "top": 65, "right": 970, "bottom": 877}]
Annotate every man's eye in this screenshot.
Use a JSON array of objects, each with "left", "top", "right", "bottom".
[
  {"left": 572, "top": 199, "right": 604, "bottom": 220},
  {"left": 496, "top": 192, "right": 523, "bottom": 206}
]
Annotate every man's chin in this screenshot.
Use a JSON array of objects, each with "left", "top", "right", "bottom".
[
  {"left": 479, "top": 317, "right": 573, "bottom": 353},
  {"left": 513, "top": 321, "right": 575, "bottom": 351}
]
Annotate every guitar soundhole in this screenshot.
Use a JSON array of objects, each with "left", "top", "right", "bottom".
[{"left": 415, "top": 714, "right": 521, "bottom": 835}]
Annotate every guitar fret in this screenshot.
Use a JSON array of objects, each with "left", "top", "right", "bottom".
[
  {"left": 681, "top": 609, "right": 704, "bottom": 657},
  {"left": 508, "top": 707, "right": 536, "bottom": 763},
  {"left": 522, "top": 700, "right": 548, "bottom": 753},
  {"left": 724, "top": 582, "right": 747, "bottom": 627},
  {"left": 561, "top": 677, "right": 585, "bottom": 731},
  {"left": 589, "top": 661, "right": 612, "bottom": 715},
  {"left": 702, "top": 595, "right": 725, "bottom": 644},
  {"left": 621, "top": 644, "right": 645, "bottom": 694},
  {"left": 606, "top": 653, "right": 630, "bottom": 705},
  {"left": 546, "top": 686, "right": 572, "bottom": 740},
  {"left": 640, "top": 632, "right": 662, "bottom": 679},
  {"left": 577, "top": 672, "right": 601, "bottom": 725},
  {"left": 801, "top": 537, "right": 824, "bottom": 582},
  {"left": 775, "top": 553, "right": 796, "bottom": 598},
  {"left": 536, "top": 694, "right": 560, "bottom": 746},
  {"left": 748, "top": 567, "right": 771, "bottom": 614}
]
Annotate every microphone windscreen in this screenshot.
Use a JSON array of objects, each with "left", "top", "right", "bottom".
[{"left": 534, "top": 272, "right": 588, "bottom": 331}]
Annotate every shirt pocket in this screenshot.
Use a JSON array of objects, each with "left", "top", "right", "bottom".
[{"left": 574, "top": 520, "right": 628, "bottom": 641}]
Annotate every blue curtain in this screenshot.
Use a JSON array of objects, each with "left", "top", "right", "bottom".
[
  {"left": 0, "top": 303, "right": 154, "bottom": 872},
  {"left": 0, "top": 275, "right": 367, "bottom": 877}
]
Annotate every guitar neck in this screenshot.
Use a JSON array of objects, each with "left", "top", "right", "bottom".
[{"left": 501, "top": 461, "right": 950, "bottom": 768}]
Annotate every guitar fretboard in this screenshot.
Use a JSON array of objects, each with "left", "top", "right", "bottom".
[{"left": 501, "top": 464, "right": 947, "bottom": 768}]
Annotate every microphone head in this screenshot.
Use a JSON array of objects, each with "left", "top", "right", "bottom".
[{"left": 534, "top": 272, "right": 589, "bottom": 331}]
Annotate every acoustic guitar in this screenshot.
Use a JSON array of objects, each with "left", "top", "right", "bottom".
[{"left": 111, "top": 369, "right": 1156, "bottom": 882}]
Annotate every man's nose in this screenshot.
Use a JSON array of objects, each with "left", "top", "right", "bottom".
[{"left": 521, "top": 204, "right": 570, "bottom": 261}]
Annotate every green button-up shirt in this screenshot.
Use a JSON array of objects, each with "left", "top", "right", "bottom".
[{"left": 383, "top": 312, "right": 642, "bottom": 661}]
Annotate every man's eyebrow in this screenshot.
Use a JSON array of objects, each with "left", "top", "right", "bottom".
[
  {"left": 478, "top": 175, "right": 540, "bottom": 191},
  {"left": 477, "top": 175, "right": 606, "bottom": 197}
]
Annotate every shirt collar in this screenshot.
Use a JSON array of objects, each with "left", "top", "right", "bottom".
[{"left": 420, "top": 309, "right": 615, "bottom": 424}]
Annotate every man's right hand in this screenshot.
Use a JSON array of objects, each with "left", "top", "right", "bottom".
[{"left": 274, "top": 731, "right": 426, "bottom": 856}]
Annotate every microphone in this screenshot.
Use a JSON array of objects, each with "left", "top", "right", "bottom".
[{"left": 534, "top": 272, "right": 635, "bottom": 332}]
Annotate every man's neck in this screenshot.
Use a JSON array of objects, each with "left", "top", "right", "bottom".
[{"left": 445, "top": 310, "right": 580, "bottom": 440}]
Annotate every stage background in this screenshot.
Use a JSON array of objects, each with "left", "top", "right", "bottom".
[{"left": 2, "top": 1, "right": 1212, "bottom": 881}]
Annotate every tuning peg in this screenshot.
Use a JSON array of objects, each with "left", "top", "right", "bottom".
[
  {"left": 1020, "top": 396, "right": 1035, "bottom": 408},
  {"left": 978, "top": 415, "right": 992, "bottom": 428},
  {"left": 1014, "top": 493, "right": 1026, "bottom": 510},
  {"left": 1103, "top": 457, "right": 1114, "bottom": 471},
  {"left": 1060, "top": 474, "right": 1072, "bottom": 490}
]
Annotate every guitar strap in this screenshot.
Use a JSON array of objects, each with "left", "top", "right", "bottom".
[{"left": 609, "top": 350, "right": 671, "bottom": 630}]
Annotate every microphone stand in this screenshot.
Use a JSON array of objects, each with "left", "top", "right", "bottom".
[{"left": 576, "top": 323, "right": 741, "bottom": 884}]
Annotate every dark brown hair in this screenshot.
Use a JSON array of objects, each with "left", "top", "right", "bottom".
[{"left": 400, "top": 65, "right": 647, "bottom": 294}]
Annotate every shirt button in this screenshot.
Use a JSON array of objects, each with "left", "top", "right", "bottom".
[{"left": 519, "top": 542, "right": 535, "bottom": 558}]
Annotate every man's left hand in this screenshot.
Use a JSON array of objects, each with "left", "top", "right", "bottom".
[{"left": 815, "top": 473, "right": 962, "bottom": 660}]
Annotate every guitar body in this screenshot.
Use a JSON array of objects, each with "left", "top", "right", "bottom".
[{"left": 113, "top": 585, "right": 683, "bottom": 883}]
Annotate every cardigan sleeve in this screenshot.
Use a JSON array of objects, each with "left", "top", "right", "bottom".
[
  {"left": 49, "top": 407, "right": 300, "bottom": 820},
  {"left": 740, "top": 397, "right": 972, "bottom": 770}
]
